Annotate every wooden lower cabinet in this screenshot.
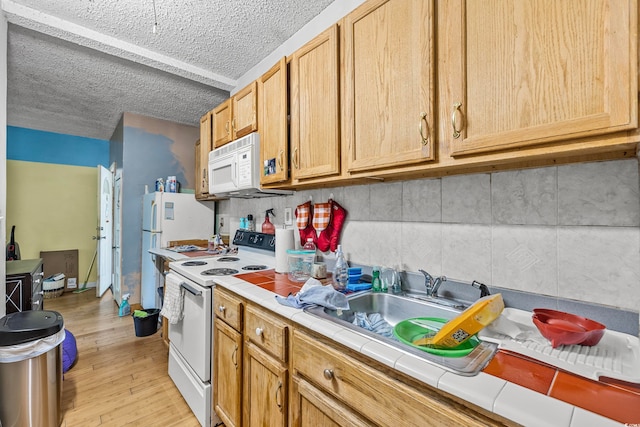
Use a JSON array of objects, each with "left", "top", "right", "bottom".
[
  {"left": 213, "top": 288, "right": 244, "bottom": 426},
  {"left": 292, "top": 330, "right": 505, "bottom": 427},
  {"left": 291, "top": 376, "right": 370, "bottom": 427},
  {"left": 214, "top": 318, "right": 242, "bottom": 427},
  {"left": 214, "top": 286, "right": 508, "bottom": 427},
  {"left": 243, "top": 341, "right": 288, "bottom": 427}
]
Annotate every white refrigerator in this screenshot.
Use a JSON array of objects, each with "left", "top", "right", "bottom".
[{"left": 141, "top": 192, "right": 214, "bottom": 309}]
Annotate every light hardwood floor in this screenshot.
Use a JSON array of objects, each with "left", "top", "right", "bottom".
[{"left": 45, "top": 289, "right": 200, "bottom": 427}]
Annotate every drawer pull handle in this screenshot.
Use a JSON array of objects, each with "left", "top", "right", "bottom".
[
  {"left": 255, "top": 327, "right": 263, "bottom": 337},
  {"left": 275, "top": 381, "right": 283, "bottom": 411},
  {"left": 418, "top": 112, "right": 429, "bottom": 146},
  {"left": 277, "top": 150, "right": 285, "bottom": 171},
  {"left": 323, "top": 369, "right": 334, "bottom": 380},
  {"left": 218, "top": 305, "right": 226, "bottom": 313},
  {"left": 452, "top": 102, "right": 464, "bottom": 139},
  {"left": 232, "top": 345, "right": 238, "bottom": 368}
]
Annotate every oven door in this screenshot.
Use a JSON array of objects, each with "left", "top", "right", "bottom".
[
  {"left": 209, "top": 149, "right": 237, "bottom": 195},
  {"left": 166, "top": 272, "right": 212, "bottom": 382}
]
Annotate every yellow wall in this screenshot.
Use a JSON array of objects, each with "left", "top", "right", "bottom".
[{"left": 6, "top": 160, "right": 98, "bottom": 284}]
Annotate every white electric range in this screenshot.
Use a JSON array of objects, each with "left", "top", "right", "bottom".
[{"left": 166, "top": 230, "right": 276, "bottom": 427}]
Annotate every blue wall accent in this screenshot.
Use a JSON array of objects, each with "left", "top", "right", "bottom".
[{"left": 7, "top": 126, "right": 109, "bottom": 167}]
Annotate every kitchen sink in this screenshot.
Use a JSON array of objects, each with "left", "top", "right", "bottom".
[{"left": 304, "top": 291, "right": 498, "bottom": 376}]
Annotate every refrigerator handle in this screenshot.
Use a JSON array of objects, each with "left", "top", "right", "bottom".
[
  {"left": 150, "top": 233, "right": 158, "bottom": 262},
  {"left": 151, "top": 200, "right": 158, "bottom": 231}
]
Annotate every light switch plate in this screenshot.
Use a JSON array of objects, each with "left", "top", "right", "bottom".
[{"left": 284, "top": 208, "right": 293, "bottom": 226}]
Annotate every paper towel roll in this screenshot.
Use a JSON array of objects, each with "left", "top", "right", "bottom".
[{"left": 275, "top": 228, "right": 295, "bottom": 273}]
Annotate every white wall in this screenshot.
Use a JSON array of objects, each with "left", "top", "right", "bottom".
[
  {"left": 232, "top": 0, "right": 366, "bottom": 94},
  {"left": 1, "top": 11, "right": 8, "bottom": 318}
]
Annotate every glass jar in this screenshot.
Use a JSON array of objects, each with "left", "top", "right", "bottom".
[{"left": 286, "top": 249, "right": 315, "bottom": 282}]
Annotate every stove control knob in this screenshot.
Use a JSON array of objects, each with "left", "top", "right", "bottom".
[{"left": 255, "top": 327, "right": 263, "bottom": 337}]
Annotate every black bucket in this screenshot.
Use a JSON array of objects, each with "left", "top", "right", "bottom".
[{"left": 132, "top": 309, "right": 160, "bottom": 337}]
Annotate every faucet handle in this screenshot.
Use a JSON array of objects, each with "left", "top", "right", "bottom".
[
  {"left": 418, "top": 269, "right": 432, "bottom": 284},
  {"left": 471, "top": 280, "right": 491, "bottom": 298}
]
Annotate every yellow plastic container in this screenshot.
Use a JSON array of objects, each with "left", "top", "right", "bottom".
[{"left": 413, "top": 293, "right": 504, "bottom": 348}]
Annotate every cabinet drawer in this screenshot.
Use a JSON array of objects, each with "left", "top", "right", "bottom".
[
  {"left": 245, "top": 304, "right": 288, "bottom": 362},
  {"left": 214, "top": 288, "right": 243, "bottom": 331},
  {"left": 292, "top": 330, "right": 496, "bottom": 427}
]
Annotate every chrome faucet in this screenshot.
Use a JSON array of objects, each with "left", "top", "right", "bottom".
[{"left": 419, "top": 270, "right": 447, "bottom": 297}]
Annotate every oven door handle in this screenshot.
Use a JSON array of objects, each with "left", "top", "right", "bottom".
[{"left": 180, "top": 282, "right": 202, "bottom": 297}]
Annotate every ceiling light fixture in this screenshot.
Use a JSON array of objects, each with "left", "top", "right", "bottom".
[{"left": 152, "top": 0, "right": 158, "bottom": 34}]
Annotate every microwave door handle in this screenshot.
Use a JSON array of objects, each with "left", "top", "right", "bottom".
[{"left": 232, "top": 158, "right": 238, "bottom": 188}]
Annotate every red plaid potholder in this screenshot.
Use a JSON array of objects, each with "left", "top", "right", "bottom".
[
  {"left": 312, "top": 202, "right": 331, "bottom": 234},
  {"left": 295, "top": 201, "right": 311, "bottom": 230}
]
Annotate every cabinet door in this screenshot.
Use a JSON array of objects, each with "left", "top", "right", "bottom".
[
  {"left": 342, "top": 0, "right": 435, "bottom": 174},
  {"left": 232, "top": 81, "right": 258, "bottom": 140},
  {"left": 291, "top": 376, "right": 369, "bottom": 427},
  {"left": 291, "top": 25, "right": 340, "bottom": 181},
  {"left": 214, "top": 318, "right": 242, "bottom": 427},
  {"left": 198, "top": 112, "right": 213, "bottom": 196},
  {"left": 243, "top": 341, "right": 287, "bottom": 427},
  {"left": 259, "top": 57, "right": 289, "bottom": 185},
  {"left": 213, "top": 99, "right": 233, "bottom": 148},
  {"left": 445, "top": 0, "right": 637, "bottom": 156},
  {"left": 195, "top": 139, "right": 202, "bottom": 199}
]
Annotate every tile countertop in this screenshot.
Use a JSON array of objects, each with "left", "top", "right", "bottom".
[{"left": 213, "top": 270, "right": 638, "bottom": 427}]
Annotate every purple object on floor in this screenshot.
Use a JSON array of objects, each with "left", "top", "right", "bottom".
[{"left": 62, "top": 329, "right": 77, "bottom": 373}]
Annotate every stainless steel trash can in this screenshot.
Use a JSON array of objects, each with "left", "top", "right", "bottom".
[{"left": 0, "top": 310, "right": 65, "bottom": 427}]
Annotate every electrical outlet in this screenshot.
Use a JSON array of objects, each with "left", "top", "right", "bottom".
[
  {"left": 284, "top": 207, "right": 293, "bottom": 226},
  {"left": 216, "top": 214, "right": 230, "bottom": 235}
]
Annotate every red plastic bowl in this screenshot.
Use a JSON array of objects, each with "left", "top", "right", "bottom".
[{"left": 532, "top": 308, "right": 606, "bottom": 348}]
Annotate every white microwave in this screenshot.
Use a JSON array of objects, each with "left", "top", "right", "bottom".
[{"left": 208, "top": 132, "right": 293, "bottom": 198}]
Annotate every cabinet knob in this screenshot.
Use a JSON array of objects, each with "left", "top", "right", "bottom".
[
  {"left": 255, "top": 327, "right": 263, "bottom": 337},
  {"left": 218, "top": 305, "right": 226, "bottom": 313},
  {"left": 32, "top": 300, "right": 40, "bottom": 306},
  {"left": 323, "top": 369, "right": 334, "bottom": 380}
]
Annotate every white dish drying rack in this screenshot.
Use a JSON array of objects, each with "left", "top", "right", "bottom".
[{"left": 478, "top": 308, "right": 640, "bottom": 384}]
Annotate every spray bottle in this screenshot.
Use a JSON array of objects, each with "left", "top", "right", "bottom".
[
  {"left": 119, "top": 293, "right": 131, "bottom": 317},
  {"left": 262, "top": 209, "right": 276, "bottom": 234}
]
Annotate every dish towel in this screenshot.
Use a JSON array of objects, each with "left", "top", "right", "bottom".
[
  {"left": 160, "top": 277, "right": 185, "bottom": 324},
  {"left": 352, "top": 312, "right": 395, "bottom": 339},
  {"left": 275, "top": 280, "right": 350, "bottom": 310}
]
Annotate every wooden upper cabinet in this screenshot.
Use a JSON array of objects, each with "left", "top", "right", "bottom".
[
  {"left": 198, "top": 112, "right": 212, "bottom": 197},
  {"left": 259, "top": 57, "right": 289, "bottom": 185},
  {"left": 232, "top": 81, "right": 258, "bottom": 140},
  {"left": 290, "top": 24, "right": 340, "bottom": 181},
  {"left": 342, "top": 0, "right": 435, "bottom": 174},
  {"left": 445, "top": 0, "right": 638, "bottom": 156},
  {"left": 213, "top": 99, "right": 232, "bottom": 148}
]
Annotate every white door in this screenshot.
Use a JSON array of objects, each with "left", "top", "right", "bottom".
[
  {"left": 97, "top": 165, "right": 114, "bottom": 297},
  {"left": 112, "top": 171, "right": 123, "bottom": 303}
]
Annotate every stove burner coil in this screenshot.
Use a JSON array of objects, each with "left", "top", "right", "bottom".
[
  {"left": 201, "top": 268, "right": 239, "bottom": 276},
  {"left": 217, "top": 256, "right": 240, "bottom": 263},
  {"left": 181, "top": 261, "right": 208, "bottom": 266},
  {"left": 242, "top": 265, "right": 268, "bottom": 271}
]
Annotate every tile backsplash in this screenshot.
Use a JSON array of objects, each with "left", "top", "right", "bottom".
[{"left": 218, "top": 159, "right": 640, "bottom": 317}]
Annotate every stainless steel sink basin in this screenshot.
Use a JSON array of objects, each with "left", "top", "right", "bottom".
[{"left": 304, "top": 291, "right": 498, "bottom": 376}]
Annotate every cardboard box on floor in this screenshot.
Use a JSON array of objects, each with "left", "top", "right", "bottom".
[{"left": 40, "top": 249, "right": 79, "bottom": 292}]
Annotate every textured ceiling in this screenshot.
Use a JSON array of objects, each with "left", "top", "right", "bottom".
[{"left": 3, "top": 0, "right": 335, "bottom": 140}]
